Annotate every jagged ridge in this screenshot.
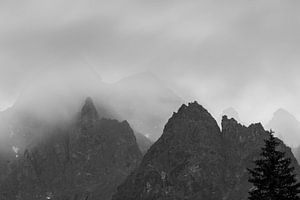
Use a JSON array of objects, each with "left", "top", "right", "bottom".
[
  {"left": 0, "top": 98, "right": 142, "bottom": 200},
  {"left": 112, "top": 102, "right": 300, "bottom": 200}
]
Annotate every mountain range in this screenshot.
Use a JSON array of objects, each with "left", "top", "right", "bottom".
[
  {"left": 0, "top": 70, "right": 300, "bottom": 199},
  {"left": 0, "top": 98, "right": 299, "bottom": 200},
  {"left": 3, "top": 69, "right": 182, "bottom": 142},
  {"left": 221, "top": 107, "right": 300, "bottom": 162},
  {"left": 112, "top": 102, "right": 300, "bottom": 200}
]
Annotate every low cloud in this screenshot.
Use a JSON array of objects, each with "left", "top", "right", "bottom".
[{"left": 0, "top": 0, "right": 300, "bottom": 124}]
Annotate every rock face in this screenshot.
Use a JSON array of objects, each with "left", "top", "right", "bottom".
[
  {"left": 0, "top": 98, "right": 142, "bottom": 200},
  {"left": 112, "top": 102, "right": 300, "bottom": 200},
  {"left": 221, "top": 116, "right": 299, "bottom": 200}
]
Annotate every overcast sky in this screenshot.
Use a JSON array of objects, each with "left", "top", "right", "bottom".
[{"left": 0, "top": 0, "right": 300, "bottom": 124}]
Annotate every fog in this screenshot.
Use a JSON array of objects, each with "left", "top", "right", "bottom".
[{"left": 1, "top": 1, "right": 300, "bottom": 146}]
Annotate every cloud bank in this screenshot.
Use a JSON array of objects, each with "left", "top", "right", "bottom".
[{"left": 0, "top": 0, "right": 300, "bottom": 124}]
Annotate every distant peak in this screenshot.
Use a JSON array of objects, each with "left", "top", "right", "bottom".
[
  {"left": 85, "top": 97, "right": 93, "bottom": 104},
  {"left": 80, "top": 97, "right": 99, "bottom": 129},
  {"left": 274, "top": 108, "right": 292, "bottom": 116},
  {"left": 272, "top": 108, "right": 297, "bottom": 122},
  {"left": 81, "top": 97, "right": 98, "bottom": 117},
  {"left": 267, "top": 108, "right": 300, "bottom": 147}
]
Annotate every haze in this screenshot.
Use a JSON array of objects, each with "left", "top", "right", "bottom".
[{"left": 1, "top": 0, "right": 300, "bottom": 126}]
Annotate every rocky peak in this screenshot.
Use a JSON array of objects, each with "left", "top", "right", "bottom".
[
  {"left": 0, "top": 101, "right": 142, "bottom": 200},
  {"left": 163, "top": 101, "right": 221, "bottom": 143},
  {"left": 113, "top": 102, "right": 300, "bottom": 200},
  {"left": 248, "top": 122, "right": 265, "bottom": 132},
  {"left": 222, "top": 107, "right": 241, "bottom": 122},
  {"left": 175, "top": 101, "right": 215, "bottom": 121},
  {"left": 222, "top": 115, "right": 266, "bottom": 145},
  {"left": 222, "top": 115, "right": 239, "bottom": 129},
  {"left": 113, "top": 102, "right": 224, "bottom": 200},
  {"left": 80, "top": 97, "right": 99, "bottom": 130},
  {"left": 222, "top": 115, "right": 264, "bottom": 133},
  {"left": 273, "top": 108, "right": 295, "bottom": 120}
]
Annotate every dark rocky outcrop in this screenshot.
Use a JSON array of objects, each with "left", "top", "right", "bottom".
[
  {"left": 221, "top": 116, "right": 299, "bottom": 200},
  {"left": 0, "top": 98, "right": 142, "bottom": 200},
  {"left": 112, "top": 102, "right": 300, "bottom": 200}
]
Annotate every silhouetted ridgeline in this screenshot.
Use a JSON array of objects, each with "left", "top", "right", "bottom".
[
  {"left": 0, "top": 100, "right": 298, "bottom": 200},
  {"left": 112, "top": 102, "right": 300, "bottom": 200}
]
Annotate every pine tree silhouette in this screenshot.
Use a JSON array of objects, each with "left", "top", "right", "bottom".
[{"left": 248, "top": 131, "right": 300, "bottom": 200}]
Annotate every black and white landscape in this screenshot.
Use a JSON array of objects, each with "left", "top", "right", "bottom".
[{"left": 1, "top": 1, "right": 300, "bottom": 200}]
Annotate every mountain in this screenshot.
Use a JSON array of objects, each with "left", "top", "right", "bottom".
[
  {"left": 0, "top": 70, "right": 183, "bottom": 158},
  {"left": 112, "top": 102, "right": 300, "bottom": 200},
  {"left": 2, "top": 70, "right": 183, "bottom": 141},
  {"left": 0, "top": 98, "right": 142, "bottom": 200},
  {"left": 266, "top": 108, "right": 300, "bottom": 148}
]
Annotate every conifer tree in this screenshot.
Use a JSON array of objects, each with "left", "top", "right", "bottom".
[{"left": 248, "top": 132, "right": 300, "bottom": 200}]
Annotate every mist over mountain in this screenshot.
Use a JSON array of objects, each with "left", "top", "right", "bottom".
[
  {"left": 0, "top": 98, "right": 142, "bottom": 200},
  {"left": 0, "top": 69, "right": 182, "bottom": 145},
  {"left": 1, "top": 91, "right": 299, "bottom": 199},
  {"left": 1, "top": 1, "right": 300, "bottom": 199},
  {"left": 110, "top": 72, "right": 183, "bottom": 140},
  {"left": 1, "top": 0, "right": 300, "bottom": 135},
  {"left": 266, "top": 108, "right": 300, "bottom": 148},
  {"left": 112, "top": 102, "right": 299, "bottom": 200}
]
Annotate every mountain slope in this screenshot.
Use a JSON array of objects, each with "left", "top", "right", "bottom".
[
  {"left": 112, "top": 102, "right": 300, "bottom": 200},
  {"left": 0, "top": 98, "right": 142, "bottom": 200}
]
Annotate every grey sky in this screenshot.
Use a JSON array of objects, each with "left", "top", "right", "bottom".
[{"left": 0, "top": 0, "right": 300, "bottom": 124}]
